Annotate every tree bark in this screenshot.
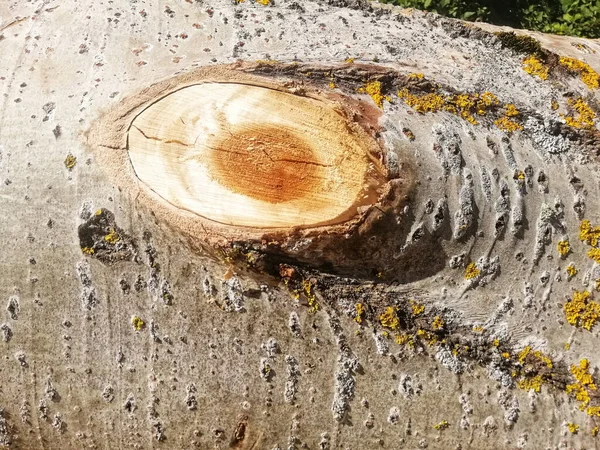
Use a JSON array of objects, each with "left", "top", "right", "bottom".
[{"left": 1, "top": 0, "right": 600, "bottom": 448}]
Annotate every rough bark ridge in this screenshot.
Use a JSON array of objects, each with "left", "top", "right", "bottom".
[{"left": 1, "top": 0, "right": 600, "bottom": 449}]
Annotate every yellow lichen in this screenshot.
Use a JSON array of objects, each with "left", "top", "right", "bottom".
[
  {"left": 533, "top": 350, "right": 553, "bottom": 368},
  {"left": 505, "top": 104, "right": 520, "bottom": 117},
  {"left": 518, "top": 346, "right": 531, "bottom": 364},
  {"left": 566, "top": 263, "right": 578, "bottom": 278},
  {"left": 328, "top": 81, "right": 335, "bottom": 89},
  {"left": 131, "top": 316, "right": 145, "bottom": 331},
  {"left": 408, "top": 73, "right": 424, "bottom": 80},
  {"left": 464, "top": 262, "right": 481, "bottom": 280},
  {"left": 588, "top": 248, "right": 600, "bottom": 263},
  {"left": 394, "top": 333, "right": 414, "bottom": 347},
  {"left": 81, "top": 247, "right": 95, "bottom": 255},
  {"left": 502, "top": 352, "right": 511, "bottom": 359},
  {"left": 354, "top": 303, "right": 365, "bottom": 324},
  {"left": 95, "top": 209, "right": 103, "bottom": 216},
  {"left": 410, "top": 300, "right": 425, "bottom": 316},
  {"left": 564, "top": 291, "right": 600, "bottom": 330},
  {"left": 64, "top": 154, "right": 77, "bottom": 169},
  {"left": 557, "top": 240, "right": 570, "bottom": 257},
  {"left": 571, "top": 359, "right": 596, "bottom": 389},
  {"left": 344, "top": 57, "right": 355, "bottom": 64},
  {"left": 359, "top": 81, "right": 391, "bottom": 109},
  {"left": 559, "top": 56, "right": 599, "bottom": 90},
  {"left": 302, "top": 280, "right": 320, "bottom": 313},
  {"left": 566, "top": 422, "right": 579, "bottom": 434},
  {"left": 104, "top": 229, "right": 120, "bottom": 245},
  {"left": 517, "top": 374, "right": 543, "bottom": 393},
  {"left": 398, "top": 89, "right": 446, "bottom": 113},
  {"left": 433, "top": 420, "right": 449, "bottom": 430},
  {"left": 379, "top": 306, "right": 399, "bottom": 330},
  {"left": 494, "top": 116, "right": 523, "bottom": 133},
  {"left": 472, "top": 325, "right": 484, "bottom": 333},
  {"left": 480, "top": 91, "right": 500, "bottom": 106},
  {"left": 551, "top": 100, "right": 559, "bottom": 110},
  {"left": 522, "top": 55, "right": 549, "bottom": 80},
  {"left": 580, "top": 220, "right": 600, "bottom": 247},
  {"left": 432, "top": 316, "right": 444, "bottom": 330},
  {"left": 593, "top": 426, "right": 599, "bottom": 437},
  {"left": 587, "top": 406, "right": 600, "bottom": 417},
  {"left": 493, "top": 339, "right": 500, "bottom": 347},
  {"left": 564, "top": 342, "right": 571, "bottom": 350},
  {"left": 255, "top": 0, "right": 270, "bottom": 5},
  {"left": 562, "top": 98, "right": 596, "bottom": 129}
]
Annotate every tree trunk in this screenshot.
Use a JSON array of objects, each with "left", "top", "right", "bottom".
[{"left": 1, "top": 0, "right": 600, "bottom": 448}]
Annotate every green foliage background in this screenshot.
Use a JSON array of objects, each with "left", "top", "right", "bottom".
[{"left": 378, "top": 0, "right": 600, "bottom": 38}]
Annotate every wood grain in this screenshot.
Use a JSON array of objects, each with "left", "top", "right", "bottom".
[{"left": 127, "top": 82, "right": 386, "bottom": 228}]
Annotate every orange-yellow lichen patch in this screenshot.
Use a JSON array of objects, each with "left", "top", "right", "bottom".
[
  {"left": 256, "top": 0, "right": 271, "bottom": 5},
  {"left": 410, "top": 300, "right": 425, "bottom": 316},
  {"left": 395, "top": 333, "right": 415, "bottom": 347},
  {"left": 408, "top": 73, "right": 424, "bottom": 81},
  {"left": 562, "top": 98, "right": 596, "bottom": 129},
  {"left": 104, "top": 229, "right": 120, "bottom": 245},
  {"left": 433, "top": 420, "right": 450, "bottom": 430},
  {"left": 397, "top": 89, "right": 500, "bottom": 126},
  {"left": 64, "top": 154, "right": 77, "bottom": 169},
  {"left": 81, "top": 247, "right": 95, "bottom": 255},
  {"left": 567, "top": 263, "right": 578, "bottom": 278},
  {"left": 480, "top": 91, "right": 500, "bottom": 106},
  {"left": 587, "top": 406, "right": 600, "bottom": 417},
  {"left": 571, "top": 359, "right": 596, "bottom": 388},
  {"left": 432, "top": 316, "right": 444, "bottom": 330},
  {"left": 558, "top": 240, "right": 570, "bottom": 257},
  {"left": 354, "top": 303, "right": 365, "bottom": 324},
  {"left": 505, "top": 104, "right": 520, "bottom": 117},
  {"left": 588, "top": 248, "right": 600, "bottom": 263},
  {"left": 379, "top": 306, "right": 399, "bottom": 330},
  {"left": 398, "top": 89, "right": 446, "bottom": 113},
  {"left": 566, "top": 423, "right": 580, "bottom": 434},
  {"left": 131, "top": 316, "right": 145, "bottom": 331},
  {"left": 517, "top": 374, "right": 543, "bottom": 393},
  {"left": 464, "top": 262, "right": 481, "bottom": 280},
  {"left": 565, "top": 291, "right": 600, "bottom": 330},
  {"left": 580, "top": 220, "right": 600, "bottom": 247},
  {"left": 359, "top": 81, "right": 391, "bottom": 109},
  {"left": 302, "top": 280, "right": 320, "bottom": 313},
  {"left": 344, "top": 57, "right": 355, "bottom": 64},
  {"left": 559, "top": 56, "right": 599, "bottom": 90},
  {"left": 517, "top": 346, "right": 553, "bottom": 368},
  {"left": 522, "top": 55, "right": 549, "bottom": 80},
  {"left": 494, "top": 116, "right": 523, "bottom": 133}
]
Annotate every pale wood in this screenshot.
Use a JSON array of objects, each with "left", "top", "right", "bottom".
[{"left": 128, "top": 82, "right": 385, "bottom": 228}]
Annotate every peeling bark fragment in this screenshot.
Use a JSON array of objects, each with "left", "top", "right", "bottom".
[
  {"left": 6, "top": 296, "right": 19, "bottom": 320},
  {"left": 0, "top": 324, "right": 12, "bottom": 343},
  {"left": 284, "top": 355, "right": 300, "bottom": 404},
  {"left": 78, "top": 208, "right": 136, "bottom": 264},
  {"left": 0, "top": 408, "right": 10, "bottom": 447},
  {"left": 185, "top": 384, "right": 198, "bottom": 411}
]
